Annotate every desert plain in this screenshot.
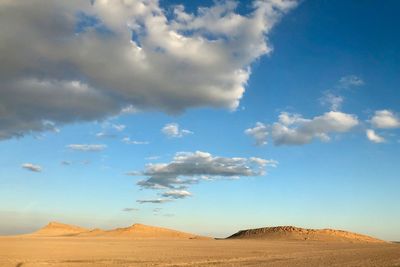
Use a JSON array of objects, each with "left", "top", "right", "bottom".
[{"left": 1, "top": 222, "right": 400, "bottom": 267}]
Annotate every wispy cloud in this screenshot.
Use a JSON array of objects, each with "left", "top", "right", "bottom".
[
  {"left": 161, "top": 190, "right": 192, "bottom": 199},
  {"left": 319, "top": 91, "right": 344, "bottom": 111},
  {"left": 136, "top": 199, "right": 172, "bottom": 204},
  {"left": 338, "top": 75, "right": 364, "bottom": 89},
  {"left": 67, "top": 144, "right": 106, "bottom": 152},
  {"left": 145, "top": 156, "right": 160, "bottom": 161},
  {"left": 96, "top": 132, "right": 117, "bottom": 139},
  {"left": 162, "top": 123, "right": 193, "bottom": 138},
  {"left": 153, "top": 208, "right": 162, "bottom": 213},
  {"left": 122, "top": 137, "right": 149, "bottom": 145},
  {"left": 125, "top": 171, "right": 142, "bottom": 176},
  {"left": 61, "top": 161, "right": 71, "bottom": 166},
  {"left": 21, "top": 163, "right": 42, "bottom": 173},
  {"left": 96, "top": 122, "right": 126, "bottom": 138},
  {"left": 319, "top": 75, "right": 364, "bottom": 112},
  {"left": 112, "top": 124, "right": 126, "bottom": 132},
  {"left": 122, "top": 208, "right": 139, "bottom": 212}
]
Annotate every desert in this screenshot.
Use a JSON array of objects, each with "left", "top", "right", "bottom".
[{"left": 1, "top": 222, "right": 400, "bottom": 267}]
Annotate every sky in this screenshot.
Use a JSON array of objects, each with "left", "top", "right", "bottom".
[{"left": 0, "top": 0, "right": 399, "bottom": 240}]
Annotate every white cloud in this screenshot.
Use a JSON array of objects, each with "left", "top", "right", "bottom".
[
  {"left": 162, "top": 123, "right": 193, "bottom": 138},
  {"left": 246, "top": 111, "right": 359, "bottom": 146},
  {"left": 120, "top": 105, "right": 140, "bottom": 114},
  {"left": 67, "top": 144, "right": 106, "bottom": 152},
  {"left": 130, "top": 151, "right": 277, "bottom": 202},
  {"left": 366, "top": 129, "right": 385, "bottom": 143},
  {"left": 96, "top": 122, "right": 125, "bottom": 138},
  {"left": 271, "top": 111, "right": 358, "bottom": 145},
  {"left": 21, "top": 163, "right": 42, "bottom": 173},
  {"left": 96, "top": 132, "right": 117, "bottom": 138},
  {"left": 0, "top": 0, "right": 297, "bottom": 140},
  {"left": 161, "top": 190, "right": 192, "bottom": 199},
  {"left": 122, "top": 137, "right": 149, "bottom": 145},
  {"left": 112, "top": 124, "right": 126, "bottom": 132},
  {"left": 338, "top": 75, "right": 364, "bottom": 89},
  {"left": 370, "top": 110, "right": 400, "bottom": 129},
  {"left": 245, "top": 122, "right": 268, "bottom": 146},
  {"left": 319, "top": 92, "right": 344, "bottom": 111}
]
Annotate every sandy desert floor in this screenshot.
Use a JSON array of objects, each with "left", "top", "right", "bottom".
[{"left": 1, "top": 237, "right": 400, "bottom": 267}]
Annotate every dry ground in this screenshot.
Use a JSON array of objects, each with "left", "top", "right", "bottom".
[{"left": 1, "top": 236, "right": 400, "bottom": 267}]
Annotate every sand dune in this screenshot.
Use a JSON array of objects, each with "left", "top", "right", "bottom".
[
  {"left": 30, "top": 222, "right": 209, "bottom": 239},
  {"left": 30, "top": 222, "right": 384, "bottom": 243},
  {"left": 227, "top": 225, "right": 384, "bottom": 243},
  {"left": 79, "top": 223, "right": 209, "bottom": 239},
  {"left": 30, "top": 222, "right": 89, "bottom": 237}
]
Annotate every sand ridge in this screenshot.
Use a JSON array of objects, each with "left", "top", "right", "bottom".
[
  {"left": 30, "top": 222, "right": 89, "bottom": 237},
  {"left": 227, "top": 225, "right": 385, "bottom": 243},
  {"left": 30, "top": 222, "right": 210, "bottom": 239},
  {"left": 29, "top": 222, "right": 384, "bottom": 243},
  {"left": 83, "top": 223, "right": 210, "bottom": 239}
]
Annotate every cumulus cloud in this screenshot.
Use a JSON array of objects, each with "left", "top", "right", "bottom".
[
  {"left": 370, "top": 110, "right": 400, "bottom": 129},
  {"left": 67, "top": 144, "right": 106, "bottom": 152},
  {"left": 161, "top": 123, "right": 193, "bottom": 138},
  {"left": 0, "top": 0, "right": 297, "bottom": 140},
  {"left": 272, "top": 111, "right": 359, "bottom": 145},
  {"left": 366, "top": 129, "right": 385, "bottom": 143},
  {"left": 122, "top": 137, "right": 149, "bottom": 145},
  {"left": 245, "top": 122, "right": 268, "bottom": 146},
  {"left": 246, "top": 111, "right": 359, "bottom": 146},
  {"left": 21, "top": 163, "right": 42, "bottom": 173},
  {"left": 130, "top": 151, "right": 277, "bottom": 202},
  {"left": 338, "top": 75, "right": 364, "bottom": 89}
]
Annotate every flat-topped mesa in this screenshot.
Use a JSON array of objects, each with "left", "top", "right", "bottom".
[{"left": 227, "top": 226, "right": 385, "bottom": 243}]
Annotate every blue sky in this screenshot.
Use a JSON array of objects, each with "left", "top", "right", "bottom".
[{"left": 0, "top": 0, "right": 399, "bottom": 240}]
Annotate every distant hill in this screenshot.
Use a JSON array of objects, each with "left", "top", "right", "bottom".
[
  {"left": 29, "top": 222, "right": 209, "bottom": 239},
  {"left": 227, "top": 226, "right": 385, "bottom": 243},
  {"left": 31, "top": 222, "right": 88, "bottom": 236},
  {"left": 88, "top": 223, "right": 208, "bottom": 239}
]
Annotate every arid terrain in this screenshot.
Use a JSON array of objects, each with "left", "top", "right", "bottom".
[{"left": 1, "top": 222, "right": 399, "bottom": 267}]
